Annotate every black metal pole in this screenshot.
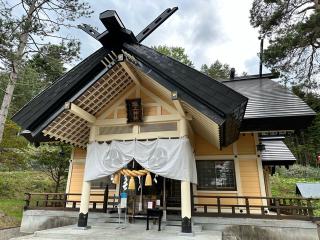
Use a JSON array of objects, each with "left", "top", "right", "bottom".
[{"left": 259, "top": 37, "right": 264, "bottom": 78}]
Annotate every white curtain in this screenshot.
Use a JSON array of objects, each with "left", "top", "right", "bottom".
[{"left": 83, "top": 137, "right": 197, "bottom": 184}]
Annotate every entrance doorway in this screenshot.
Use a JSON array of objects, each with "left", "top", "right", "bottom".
[
  {"left": 165, "top": 178, "right": 181, "bottom": 215},
  {"left": 117, "top": 161, "right": 182, "bottom": 217}
]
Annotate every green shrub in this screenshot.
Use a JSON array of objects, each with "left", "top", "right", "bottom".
[{"left": 276, "top": 164, "right": 320, "bottom": 179}]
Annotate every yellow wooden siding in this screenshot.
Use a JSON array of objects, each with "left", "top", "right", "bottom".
[
  {"left": 68, "top": 163, "right": 84, "bottom": 201},
  {"left": 73, "top": 147, "right": 86, "bottom": 159},
  {"left": 239, "top": 159, "right": 262, "bottom": 205},
  {"left": 195, "top": 134, "right": 233, "bottom": 155},
  {"left": 194, "top": 132, "right": 263, "bottom": 206},
  {"left": 237, "top": 133, "right": 256, "bottom": 155},
  {"left": 195, "top": 192, "right": 238, "bottom": 205}
]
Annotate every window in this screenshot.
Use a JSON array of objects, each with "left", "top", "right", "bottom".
[
  {"left": 91, "top": 176, "right": 116, "bottom": 189},
  {"left": 196, "top": 160, "right": 236, "bottom": 191}
]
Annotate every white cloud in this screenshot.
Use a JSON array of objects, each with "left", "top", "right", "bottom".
[{"left": 73, "top": 0, "right": 265, "bottom": 75}]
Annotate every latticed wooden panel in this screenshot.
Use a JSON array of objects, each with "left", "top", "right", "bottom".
[
  {"left": 43, "top": 63, "right": 134, "bottom": 147},
  {"left": 44, "top": 111, "right": 90, "bottom": 147},
  {"left": 74, "top": 64, "right": 133, "bottom": 115}
]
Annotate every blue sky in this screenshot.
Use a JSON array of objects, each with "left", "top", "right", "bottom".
[{"left": 65, "top": 1, "right": 263, "bottom": 74}]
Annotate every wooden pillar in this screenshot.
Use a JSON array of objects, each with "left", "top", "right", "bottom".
[
  {"left": 78, "top": 180, "right": 91, "bottom": 228},
  {"left": 180, "top": 118, "right": 192, "bottom": 233},
  {"left": 263, "top": 166, "right": 272, "bottom": 197}
]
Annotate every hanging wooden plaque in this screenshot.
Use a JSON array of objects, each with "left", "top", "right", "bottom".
[{"left": 126, "top": 98, "right": 143, "bottom": 123}]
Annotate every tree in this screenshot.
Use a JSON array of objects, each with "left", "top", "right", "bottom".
[
  {"left": 8, "top": 44, "right": 70, "bottom": 115},
  {"left": 152, "top": 45, "right": 194, "bottom": 67},
  {"left": 250, "top": 0, "right": 320, "bottom": 88},
  {"left": 0, "top": 44, "right": 70, "bottom": 172},
  {"left": 0, "top": 120, "right": 29, "bottom": 171},
  {"left": 0, "top": 0, "right": 92, "bottom": 143},
  {"left": 200, "top": 60, "right": 231, "bottom": 80},
  {"left": 27, "top": 44, "right": 69, "bottom": 85},
  {"left": 285, "top": 85, "right": 320, "bottom": 166},
  {"left": 26, "top": 144, "right": 71, "bottom": 192}
]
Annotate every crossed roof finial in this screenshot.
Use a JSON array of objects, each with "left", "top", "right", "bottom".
[{"left": 78, "top": 7, "right": 178, "bottom": 48}]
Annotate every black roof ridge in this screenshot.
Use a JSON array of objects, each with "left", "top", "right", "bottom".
[{"left": 221, "top": 73, "right": 277, "bottom": 83}]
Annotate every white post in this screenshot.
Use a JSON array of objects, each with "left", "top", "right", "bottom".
[
  {"left": 181, "top": 181, "right": 192, "bottom": 233},
  {"left": 78, "top": 126, "right": 95, "bottom": 228},
  {"left": 179, "top": 118, "right": 192, "bottom": 233},
  {"left": 78, "top": 180, "right": 91, "bottom": 228}
]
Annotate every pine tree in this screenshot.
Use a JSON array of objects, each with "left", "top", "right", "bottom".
[
  {"left": 250, "top": 0, "right": 320, "bottom": 87},
  {"left": 0, "top": 0, "right": 92, "bottom": 143}
]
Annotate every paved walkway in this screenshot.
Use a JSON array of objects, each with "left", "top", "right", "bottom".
[{"left": 11, "top": 222, "right": 222, "bottom": 240}]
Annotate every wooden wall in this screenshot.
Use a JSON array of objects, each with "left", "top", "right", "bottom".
[{"left": 193, "top": 133, "right": 263, "bottom": 206}]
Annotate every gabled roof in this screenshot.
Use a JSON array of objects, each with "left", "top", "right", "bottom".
[{"left": 223, "top": 77, "right": 316, "bottom": 131}]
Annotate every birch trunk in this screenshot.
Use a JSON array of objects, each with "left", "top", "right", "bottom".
[
  {"left": 0, "top": 0, "right": 36, "bottom": 143},
  {"left": 0, "top": 71, "right": 18, "bottom": 142}
]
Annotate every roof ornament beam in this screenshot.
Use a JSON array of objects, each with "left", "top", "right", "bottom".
[
  {"left": 64, "top": 102, "right": 96, "bottom": 124},
  {"left": 136, "top": 7, "right": 178, "bottom": 43},
  {"left": 78, "top": 7, "right": 178, "bottom": 48}
]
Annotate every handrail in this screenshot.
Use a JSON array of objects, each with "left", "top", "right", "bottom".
[
  {"left": 192, "top": 195, "right": 320, "bottom": 200},
  {"left": 192, "top": 195, "right": 319, "bottom": 221},
  {"left": 24, "top": 185, "right": 119, "bottom": 212}
]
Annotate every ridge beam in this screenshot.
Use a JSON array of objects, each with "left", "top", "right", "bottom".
[{"left": 65, "top": 102, "right": 96, "bottom": 124}]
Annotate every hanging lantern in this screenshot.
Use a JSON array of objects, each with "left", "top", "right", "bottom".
[
  {"left": 145, "top": 172, "right": 152, "bottom": 186},
  {"left": 112, "top": 173, "right": 120, "bottom": 184},
  {"left": 128, "top": 176, "right": 136, "bottom": 190}
]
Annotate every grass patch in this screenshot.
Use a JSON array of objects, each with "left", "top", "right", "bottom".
[
  {"left": 0, "top": 199, "right": 24, "bottom": 229},
  {"left": 0, "top": 199, "right": 24, "bottom": 220},
  {"left": 270, "top": 174, "right": 320, "bottom": 197},
  {"left": 0, "top": 171, "right": 61, "bottom": 229},
  {"left": 270, "top": 174, "right": 320, "bottom": 216}
]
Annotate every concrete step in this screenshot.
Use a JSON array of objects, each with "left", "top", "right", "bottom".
[
  {"left": 163, "top": 224, "right": 203, "bottom": 233},
  {"left": 11, "top": 223, "right": 222, "bottom": 240}
]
